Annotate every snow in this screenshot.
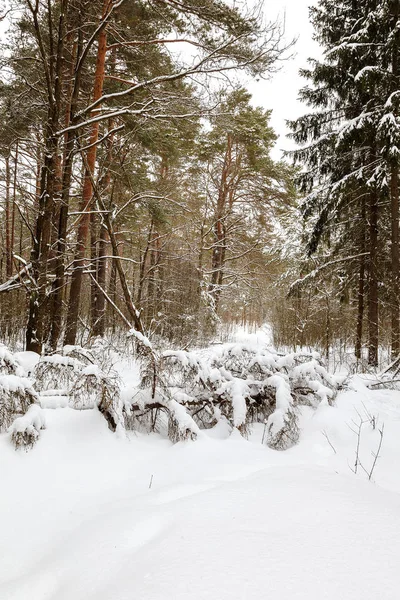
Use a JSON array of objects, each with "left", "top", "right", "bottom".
[
  {"left": 0, "top": 344, "right": 25, "bottom": 376},
  {"left": 38, "top": 354, "right": 83, "bottom": 369},
  {"left": 229, "top": 378, "right": 250, "bottom": 427},
  {"left": 8, "top": 404, "right": 45, "bottom": 435},
  {"left": 266, "top": 373, "right": 293, "bottom": 435},
  {"left": 2, "top": 341, "right": 400, "bottom": 598},
  {"left": 167, "top": 399, "right": 202, "bottom": 437},
  {"left": 13, "top": 351, "right": 40, "bottom": 376},
  {"left": 39, "top": 395, "right": 69, "bottom": 409},
  {"left": 0, "top": 374, "right": 36, "bottom": 395},
  {"left": 128, "top": 328, "right": 152, "bottom": 348},
  {"left": 81, "top": 364, "right": 103, "bottom": 377}
]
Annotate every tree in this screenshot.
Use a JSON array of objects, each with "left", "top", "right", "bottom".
[
  {"left": 199, "top": 88, "right": 290, "bottom": 313},
  {"left": 287, "top": 0, "right": 400, "bottom": 365}
]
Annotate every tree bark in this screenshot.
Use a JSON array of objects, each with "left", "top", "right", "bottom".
[
  {"left": 368, "top": 189, "right": 379, "bottom": 366},
  {"left": 64, "top": 0, "right": 109, "bottom": 346},
  {"left": 355, "top": 197, "right": 366, "bottom": 360},
  {"left": 5, "top": 152, "right": 12, "bottom": 278},
  {"left": 390, "top": 0, "right": 400, "bottom": 358},
  {"left": 26, "top": 2, "right": 67, "bottom": 353},
  {"left": 48, "top": 35, "right": 80, "bottom": 351},
  {"left": 210, "top": 134, "right": 232, "bottom": 311},
  {"left": 391, "top": 167, "right": 400, "bottom": 357}
]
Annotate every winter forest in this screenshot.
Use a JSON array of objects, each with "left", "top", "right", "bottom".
[{"left": 2, "top": 1, "right": 400, "bottom": 599}]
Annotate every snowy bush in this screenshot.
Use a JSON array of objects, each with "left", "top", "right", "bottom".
[
  {"left": 63, "top": 345, "right": 95, "bottom": 366},
  {"left": 9, "top": 404, "right": 46, "bottom": 450},
  {"left": 167, "top": 399, "right": 201, "bottom": 443},
  {"left": 70, "top": 365, "right": 123, "bottom": 431},
  {"left": 34, "top": 354, "right": 84, "bottom": 393},
  {"left": 2, "top": 335, "right": 341, "bottom": 452},
  {"left": 126, "top": 342, "right": 342, "bottom": 448},
  {"left": 0, "top": 343, "right": 24, "bottom": 376},
  {"left": 0, "top": 374, "right": 38, "bottom": 432}
]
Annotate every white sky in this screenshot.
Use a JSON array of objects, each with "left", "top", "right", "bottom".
[{"left": 248, "top": 0, "right": 320, "bottom": 158}]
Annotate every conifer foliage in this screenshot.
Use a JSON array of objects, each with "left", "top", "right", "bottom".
[{"left": 288, "top": 0, "right": 400, "bottom": 365}]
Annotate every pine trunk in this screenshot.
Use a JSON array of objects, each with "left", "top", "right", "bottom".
[
  {"left": 26, "top": 3, "right": 66, "bottom": 352},
  {"left": 210, "top": 134, "right": 232, "bottom": 311},
  {"left": 64, "top": 1, "right": 109, "bottom": 345},
  {"left": 49, "top": 33, "right": 81, "bottom": 351}
]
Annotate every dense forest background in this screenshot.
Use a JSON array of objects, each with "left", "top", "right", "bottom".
[{"left": 0, "top": 0, "right": 400, "bottom": 369}]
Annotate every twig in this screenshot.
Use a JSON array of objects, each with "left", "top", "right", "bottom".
[
  {"left": 368, "top": 424, "right": 384, "bottom": 481},
  {"left": 261, "top": 419, "right": 267, "bottom": 445},
  {"left": 322, "top": 430, "right": 337, "bottom": 454}
]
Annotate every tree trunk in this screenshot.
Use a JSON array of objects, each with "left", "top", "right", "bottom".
[
  {"left": 26, "top": 3, "right": 67, "bottom": 353},
  {"left": 391, "top": 167, "right": 400, "bottom": 357},
  {"left": 10, "top": 142, "right": 18, "bottom": 274},
  {"left": 49, "top": 33, "right": 81, "bottom": 351},
  {"left": 390, "top": 0, "right": 400, "bottom": 358},
  {"left": 5, "top": 152, "right": 12, "bottom": 278},
  {"left": 108, "top": 255, "right": 117, "bottom": 332},
  {"left": 368, "top": 189, "right": 379, "bottom": 366},
  {"left": 92, "top": 223, "right": 108, "bottom": 336},
  {"left": 64, "top": 0, "right": 109, "bottom": 345},
  {"left": 92, "top": 117, "right": 115, "bottom": 336},
  {"left": 210, "top": 134, "right": 232, "bottom": 311},
  {"left": 355, "top": 197, "right": 366, "bottom": 360}
]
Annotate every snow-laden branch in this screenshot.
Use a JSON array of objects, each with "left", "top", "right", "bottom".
[{"left": 289, "top": 252, "right": 370, "bottom": 293}]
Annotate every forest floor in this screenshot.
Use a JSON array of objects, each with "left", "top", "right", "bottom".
[{"left": 2, "top": 335, "right": 400, "bottom": 599}]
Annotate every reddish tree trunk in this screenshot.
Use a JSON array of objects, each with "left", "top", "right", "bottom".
[{"left": 64, "top": 0, "right": 109, "bottom": 345}]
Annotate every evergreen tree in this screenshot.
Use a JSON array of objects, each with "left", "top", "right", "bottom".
[{"left": 288, "top": 0, "right": 400, "bottom": 365}]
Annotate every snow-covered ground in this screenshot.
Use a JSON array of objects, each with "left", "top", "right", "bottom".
[{"left": 2, "top": 364, "right": 400, "bottom": 599}]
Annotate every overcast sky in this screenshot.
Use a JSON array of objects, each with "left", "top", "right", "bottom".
[{"left": 248, "top": 0, "right": 320, "bottom": 158}]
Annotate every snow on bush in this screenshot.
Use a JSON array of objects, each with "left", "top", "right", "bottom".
[
  {"left": 63, "top": 345, "right": 95, "bottom": 366},
  {"left": 126, "top": 342, "right": 342, "bottom": 448},
  {"left": 70, "top": 365, "right": 123, "bottom": 432},
  {"left": 9, "top": 404, "right": 46, "bottom": 449},
  {"left": 0, "top": 343, "right": 24, "bottom": 376},
  {"left": 265, "top": 375, "right": 299, "bottom": 450},
  {"left": 167, "top": 399, "right": 201, "bottom": 443},
  {"left": 0, "top": 374, "right": 38, "bottom": 432},
  {"left": 0, "top": 337, "right": 341, "bottom": 451},
  {"left": 34, "top": 354, "right": 85, "bottom": 393}
]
